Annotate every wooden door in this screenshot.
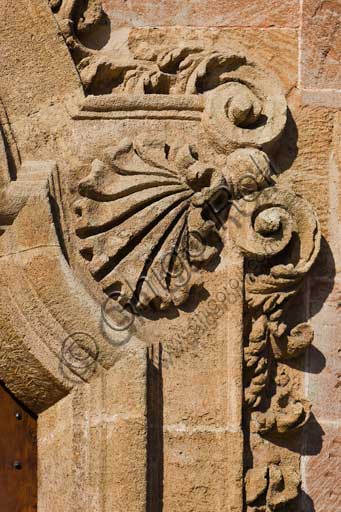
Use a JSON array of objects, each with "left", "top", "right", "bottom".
[{"left": 0, "top": 383, "right": 37, "bottom": 511}]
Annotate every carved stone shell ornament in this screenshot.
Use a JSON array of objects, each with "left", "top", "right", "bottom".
[
  {"left": 0, "top": 1, "right": 329, "bottom": 510},
  {"left": 71, "top": 43, "right": 294, "bottom": 309},
  {"left": 75, "top": 137, "right": 228, "bottom": 310},
  {"left": 65, "top": 32, "right": 322, "bottom": 512}
]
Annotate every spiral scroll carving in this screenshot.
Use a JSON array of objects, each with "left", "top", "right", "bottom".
[
  {"left": 50, "top": 0, "right": 109, "bottom": 63},
  {"left": 61, "top": 24, "right": 323, "bottom": 509},
  {"left": 230, "top": 187, "right": 320, "bottom": 410},
  {"left": 48, "top": 8, "right": 289, "bottom": 156}
]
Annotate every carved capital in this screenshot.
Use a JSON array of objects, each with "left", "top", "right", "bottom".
[{"left": 1, "top": 12, "right": 324, "bottom": 509}]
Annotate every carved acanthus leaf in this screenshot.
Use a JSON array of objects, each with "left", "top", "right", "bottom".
[{"left": 76, "top": 46, "right": 287, "bottom": 154}]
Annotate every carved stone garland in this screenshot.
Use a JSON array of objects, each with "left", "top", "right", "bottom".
[
  {"left": 50, "top": 15, "right": 322, "bottom": 510},
  {"left": 231, "top": 188, "right": 320, "bottom": 511}
]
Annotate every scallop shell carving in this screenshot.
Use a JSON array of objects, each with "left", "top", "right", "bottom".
[{"left": 75, "top": 137, "right": 227, "bottom": 310}]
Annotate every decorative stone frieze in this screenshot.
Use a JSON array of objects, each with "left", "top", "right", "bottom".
[{"left": 0, "top": 1, "right": 333, "bottom": 511}]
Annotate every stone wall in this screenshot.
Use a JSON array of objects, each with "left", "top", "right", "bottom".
[{"left": 0, "top": 1, "right": 339, "bottom": 511}]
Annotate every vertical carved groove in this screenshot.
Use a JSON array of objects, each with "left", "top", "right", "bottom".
[{"left": 147, "top": 345, "right": 164, "bottom": 512}]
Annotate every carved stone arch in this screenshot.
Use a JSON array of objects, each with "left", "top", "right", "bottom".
[
  {"left": 0, "top": 3, "right": 149, "bottom": 510},
  {"left": 0, "top": 2, "right": 330, "bottom": 512},
  {"left": 0, "top": 124, "right": 148, "bottom": 510}
]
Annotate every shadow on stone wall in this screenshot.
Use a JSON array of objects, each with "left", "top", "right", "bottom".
[
  {"left": 300, "top": 490, "right": 317, "bottom": 512},
  {"left": 270, "top": 235, "right": 336, "bottom": 511},
  {"left": 147, "top": 344, "right": 164, "bottom": 512}
]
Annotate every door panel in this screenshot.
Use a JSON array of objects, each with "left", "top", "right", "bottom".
[{"left": 0, "top": 383, "right": 37, "bottom": 511}]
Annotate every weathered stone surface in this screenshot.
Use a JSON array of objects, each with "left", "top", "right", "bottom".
[
  {"left": 38, "top": 346, "right": 147, "bottom": 512},
  {"left": 302, "top": 423, "right": 341, "bottom": 511},
  {"left": 0, "top": 0, "right": 80, "bottom": 119},
  {"left": 301, "top": 88, "right": 341, "bottom": 108},
  {"left": 0, "top": 1, "right": 339, "bottom": 511},
  {"left": 301, "top": 0, "right": 341, "bottom": 90},
  {"left": 309, "top": 277, "right": 341, "bottom": 420},
  {"left": 102, "top": 0, "right": 300, "bottom": 28},
  {"left": 128, "top": 27, "right": 298, "bottom": 95}
]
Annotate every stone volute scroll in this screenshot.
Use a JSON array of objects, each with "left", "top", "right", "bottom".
[
  {"left": 59, "top": 21, "right": 321, "bottom": 512},
  {"left": 231, "top": 188, "right": 320, "bottom": 511},
  {"left": 0, "top": 3, "right": 323, "bottom": 511}
]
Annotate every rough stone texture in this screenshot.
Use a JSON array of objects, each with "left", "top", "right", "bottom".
[
  {"left": 128, "top": 27, "right": 298, "bottom": 96},
  {"left": 277, "top": 102, "right": 335, "bottom": 237},
  {"left": 0, "top": 0, "right": 80, "bottom": 120},
  {"left": 301, "top": 113, "right": 341, "bottom": 509},
  {"left": 301, "top": 0, "right": 341, "bottom": 90},
  {"left": 302, "top": 423, "right": 341, "bottom": 511},
  {"left": 38, "top": 346, "right": 147, "bottom": 512},
  {"left": 0, "top": 1, "right": 339, "bottom": 512},
  {"left": 102, "top": 0, "right": 300, "bottom": 28}
]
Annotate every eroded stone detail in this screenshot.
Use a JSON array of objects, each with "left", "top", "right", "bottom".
[
  {"left": 75, "top": 136, "right": 223, "bottom": 309},
  {"left": 77, "top": 138, "right": 222, "bottom": 308},
  {"left": 2, "top": 10, "right": 325, "bottom": 508},
  {"left": 74, "top": 133, "right": 283, "bottom": 310},
  {"left": 75, "top": 44, "right": 287, "bottom": 154},
  {"left": 64, "top": 26, "right": 324, "bottom": 506},
  {"left": 245, "top": 461, "right": 300, "bottom": 512},
  {"left": 50, "top": 0, "right": 109, "bottom": 63},
  {"left": 50, "top": 2, "right": 288, "bottom": 156},
  {"left": 230, "top": 186, "right": 320, "bottom": 510},
  {"left": 231, "top": 187, "right": 321, "bottom": 411},
  {"left": 251, "top": 368, "right": 311, "bottom": 437}
]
